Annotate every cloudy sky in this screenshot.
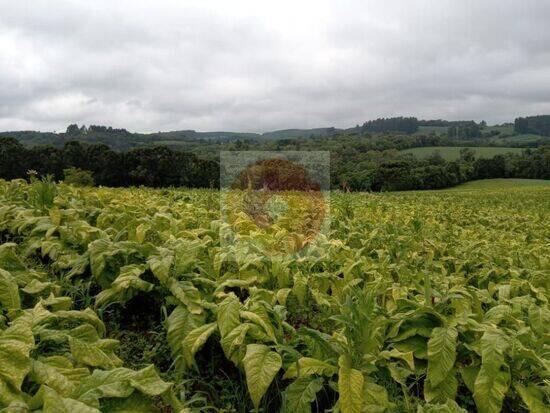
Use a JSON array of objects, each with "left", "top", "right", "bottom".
[{"left": 1, "top": 0, "right": 550, "bottom": 132}]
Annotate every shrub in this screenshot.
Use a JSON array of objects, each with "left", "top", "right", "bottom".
[{"left": 64, "top": 167, "right": 95, "bottom": 187}]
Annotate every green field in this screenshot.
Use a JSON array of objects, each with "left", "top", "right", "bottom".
[
  {"left": 401, "top": 146, "right": 524, "bottom": 160},
  {"left": 493, "top": 133, "right": 547, "bottom": 145},
  {"left": 0, "top": 178, "right": 549, "bottom": 412},
  {"left": 449, "top": 178, "right": 550, "bottom": 190},
  {"left": 484, "top": 125, "right": 514, "bottom": 135}
]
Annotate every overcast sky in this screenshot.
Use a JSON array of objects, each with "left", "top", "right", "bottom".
[{"left": 1, "top": 0, "right": 550, "bottom": 133}]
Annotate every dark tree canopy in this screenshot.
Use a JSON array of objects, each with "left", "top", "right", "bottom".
[
  {"left": 361, "top": 117, "right": 419, "bottom": 134},
  {"left": 0, "top": 139, "right": 219, "bottom": 188},
  {"left": 514, "top": 115, "right": 550, "bottom": 136}
]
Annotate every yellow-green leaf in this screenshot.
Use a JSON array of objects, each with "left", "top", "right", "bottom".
[
  {"left": 243, "top": 344, "right": 281, "bottom": 409},
  {"left": 337, "top": 356, "right": 363, "bottom": 413},
  {"left": 427, "top": 326, "right": 457, "bottom": 387}
]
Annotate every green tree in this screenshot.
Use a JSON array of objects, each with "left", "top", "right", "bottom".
[
  {"left": 66, "top": 124, "right": 81, "bottom": 136},
  {"left": 63, "top": 167, "right": 95, "bottom": 187},
  {"left": 459, "top": 148, "right": 476, "bottom": 162}
]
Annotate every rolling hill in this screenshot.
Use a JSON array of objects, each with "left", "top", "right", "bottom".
[{"left": 400, "top": 146, "right": 525, "bottom": 160}]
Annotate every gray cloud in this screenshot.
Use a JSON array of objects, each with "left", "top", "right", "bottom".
[{"left": 1, "top": 0, "right": 550, "bottom": 132}]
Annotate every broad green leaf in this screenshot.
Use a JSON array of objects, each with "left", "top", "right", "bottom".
[
  {"left": 75, "top": 369, "right": 134, "bottom": 406},
  {"left": 297, "top": 327, "right": 339, "bottom": 360},
  {"left": 281, "top": 377, "right": 323, "bottom": 413},
  {"left": 292, "top": 272, "right": 308, "bottom": 306},
  {"left": 337, "top": 355, "right": 363, "bottom": 413},
  {"left": 459, "top": 365, "right": 479, "bottom": 394},
  {"left": 21, "top": 278, "right": 57, "bottom": 295},
  {"left": 147, "top": 252, "right": 173, "bottom": 284},
  {"left": 363, "top": 380, "right": 392, "bottom": 412},
  {"left": 42, "top": 386, "right": 100, "bottom": 413},
  {"left": 134, "top": 223, "right": 150, "bottom": 244},
  {"left": 220, "top": 323, "right": 252, "bottom": 365},
  {"left": 29, "top": 359, "right": 76, "bottom": 396},
  {"left": 276, "top": 288, "right": 291, "bottom": 306},
  {"left": 49, "top": 207, "right": 61, "bottom": 226},
  {"left": 393, "top": 335, "right": 428, "bottom": 359},
  {"left": 0, "top": 400, "right": 30, "bottom": 412},
  {"left": 129, "top": 365, "right": 171, "bottom": 396},
  {"left": 424, "top": 370, "right": 458, "bottom": 403},
  {"left": 181, "top": 323, "right": 218, "bottom": 368},
  {"left": 418, "top": 399, "right": 467, "bottom": 413},
  {"left": 427, "top": 326, "right": 457, "bottom": 387},
  {"left": 387, "top": 362, "right": 413, "bottom": 386},
  {"left": 166, "top": 305, "right": 205, "bottom": 356},
  {"left": 100, "top": 392, "right": 159, "bottom": 412},
  {"left": 243, "top": 344, "right": 282, "bottom": 409},
  {"left": 74, "top": 366, "right": 170, "bottom": 408},
  {"left": 515, "top": 383, "right": 548, "bottom": 413},
  {"left": 68, "top": 337, "right": 122, "bottom": 370},
  {"left": 283, "top": 357, "right": 338, "bottom": 379},
  {"left": 0, "top": 318, "right": 34, "bottom": 393},
  {"left": 528, "top": 304, "right": 550, "bottom": 336},
  {"left": 380, "top": 348, "right": 415, "bottom": 370},
  {"left": 217, "top": 294, "right": 241, "bottom": 337},
  {"left": 311, "top": 289, "right": 332, "bottom": 307},
  {"left": 53, "top": 308, "right": 106, "bottom": 337},
  {"left": 473, "top": 327, "right": 511, "bottom": 413},
  {"left": 41, "top": 294, "right": 72, "bottom": 311},
  {"left": 483, "top": 304, "right": 511, "bottom": 325},
  {"left": 479, "top": 327, "right": 510, "bottom": 356},
  {"left": 473, "top": 355, "right": 510, "bottom": 413},
  {"left": 165, "top": 279, "right": 203, "bottom": 315},
  {"left": 0, "top": 269, "right": 20, "bottom": 310},
  {"left": 95, "top": 264, "right": 154, "bottom": 307},
  {"left": 240, "top": 310, "right": 277, "bottom": 343},
  {"left": 0, "top": 243, "right": 26, "bottom": 273}
]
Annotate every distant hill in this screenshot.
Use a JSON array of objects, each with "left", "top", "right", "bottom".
[
  {"left": 154, "top": 130, "right": 260, "bottom": 141},
  {"left": 400, "top": 146, "right": 525, "bottom": 161},
  {"left": 2, "top": 116, "right": 550, "bottom": 151},
  {"left": 261, "top": 127, "right": 338, "bottom": 139},
  {"left": 153, "top": 127, "right": 340, "bottom": 141},
  {"left": 0, "top": 126, "right": 343, "bottom": 149}
]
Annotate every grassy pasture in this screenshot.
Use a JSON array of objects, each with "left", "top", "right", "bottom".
[
  {"left": 400, "top": 146, "right": 524, "bottom": 160},
  {"left": 448, "top": 178, "right": 550, "bottom": 190}
]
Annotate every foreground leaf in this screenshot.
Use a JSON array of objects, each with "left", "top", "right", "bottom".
[
  {"left": 0, "top": 269, "right": 20, "bottom": 310},
  {"left": 181, "top": 323, "right": 217, "bottom": 368},
  {"left": 243, "top": 344, "right": 282, "bottom": 409},
  {"left": 281, "top": 376, "right": 323, "bottom": 413},
  {"left": 427, "top": 326, "right": 457, "bottom": 387},
  {"left": 283, "top": 357, "right": 337, "bottom": 379},
  {"left": 337, "top": 355, "right": 364, "bottom": 413}
]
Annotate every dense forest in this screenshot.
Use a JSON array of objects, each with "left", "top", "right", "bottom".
[
  {"left": 334, "top": 146, "right": 550, "bottom": 191},
  {"left": 0, "top": 138, "right": 218, "bottom": 188},
  {"left": 1, "top": 136, "right": 548, "bottom": 191},
  {"left": 1, "top": 116, "right": 549, "bottom": 191},
  {"left": 361, "top": 117, "right": 419, "bottom": 134},
  {"left": 514, "top": 115, "right": 550, "bottom": 136}
]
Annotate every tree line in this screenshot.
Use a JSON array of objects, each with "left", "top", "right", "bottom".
[
  {"left": 334, "top": 146, "right": 550, "bottom": 191},
  {"left": 447, "top": 121, "right": 482, "bottom": 140},
  {"left": 1, "top": 137, "right": 549, "bottom": 192},
  {"left": 514, "top": 115, "right": 550, "bottom": 136},
  {"left": 361, "top": 117, "right": 419, "bottom": 134},
  {"left": 0, "top": 138, "right": 218, "bottom": 188}
]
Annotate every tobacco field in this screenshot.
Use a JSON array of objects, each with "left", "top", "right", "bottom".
[{"left": 0, "top": 178, "right": 549, "bottom": 412}]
